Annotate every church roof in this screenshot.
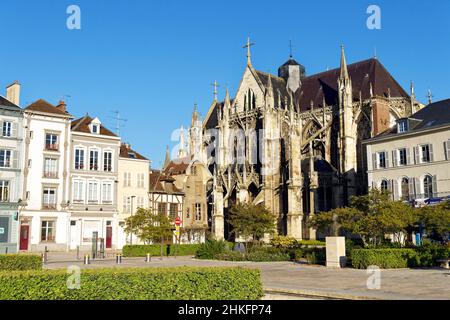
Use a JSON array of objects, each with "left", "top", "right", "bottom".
[
  {"left": 280, "top": 58, "right": 304, "bottom": 68},
  {"left": 295, "top": 58, "right": 409, "bottom": 111}
]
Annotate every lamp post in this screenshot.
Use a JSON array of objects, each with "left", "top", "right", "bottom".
[{"left": 129, "top": 196, "right": 136, "bottom": 245}]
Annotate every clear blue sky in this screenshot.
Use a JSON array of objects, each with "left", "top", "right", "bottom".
[{"left": 1, "top": 0, "right": 449, "bottom": 167}]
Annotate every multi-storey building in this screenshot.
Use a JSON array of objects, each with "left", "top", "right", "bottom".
[
  {"left": 364, "top": 99, "right": 450, "bottom": 206},
  {"left": 117, "top": 143, "right": 150, "bottom": 248},
  {"left": 68, "top": 115, "right": 120, "bottom": 251},
  {"left": 20, "top": 100, "right": 72, "bottom": 251},
  {"left": 0, "top": 82, "right": 23, "bottom": 253}
]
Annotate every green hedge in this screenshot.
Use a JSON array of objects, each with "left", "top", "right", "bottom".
[
  {"left": 122, "top": 244, "right": 201, "bottom": 257},
  {"left": 351, "top": 249, "right": 418, "bottom": 269},
  {"left": 0, "top": 254, "right": 42, "bottom": 271},
  {"left": 0, "top": 267, "right": 263, "bottom": 300}
]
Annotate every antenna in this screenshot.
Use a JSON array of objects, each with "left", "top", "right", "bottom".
[{"left": 109, "top": 110, "right": 127, "bottom": 136}]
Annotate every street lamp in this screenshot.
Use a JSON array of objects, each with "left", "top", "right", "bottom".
[{"left": 129, "top": 196, "right": 136, "bottom": 245}]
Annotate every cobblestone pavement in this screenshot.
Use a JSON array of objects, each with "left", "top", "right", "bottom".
[{"left": 43, "top": 252, "right": 450, "bottom": 300}]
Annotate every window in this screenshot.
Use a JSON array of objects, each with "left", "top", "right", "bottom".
[
  {"left": 75, "top": 148, "right": 85, "bottom": 170},
  {"left": 0, "top": 150, "right": 12, "bottom": 168},
  {"left": 191, "top": 166, "right": 197, "bottom": 175},
  {"left": 123, "top": 172, "right": 131, "bottom": 187},
  {"left": 45, "top": 133, "right": 58, "bottom": 151},
  {"left": 137, "top": 173, "right": 145, "bottom": 188},
  {"left": 73, "top": 180, "right": 84, "bottom": 203},
  {"left": 89, "top": 149, "right": 99, "bottom": 170},
  {"left": 103, "top": 151, "right": 112, "bottom": 172},
  {"left": 136, "top": 196, "right": 144, "bottom": 209},
  {"left": 2, "top": 121, "right": 12, "bottom": 137},
  {"left": 421, "top": 145, "right": 431, "bottom": 163},
  {"left": 401, "top": 178, "right": 409, "bottom": 201},
  {"left": 43, "top": 158, "right": 58, "bottom": 178},
  {"left": 92, "top": 124, "right": 99, "bottom": 134},
  {"left": 380, "top": 180, "right": 389, "bottom": 191},
  {"left": 169, "top": 203, "right": 178, "bottom": 220},
  {"left": 0, "top": 180, "right": 9, "bottom": 202},
  {"left": 43, "top": 188, "right": 57, "bottom": 209},
  {"left": 123, "top": 196, "right": 131, "bottom": 213},
  {"left": 397, "top": 120, "right": 408, "bottom": 133},
  {"left": 41, "top": 221, "right": 55, "bottom": 242},
  {"left": 378, "top": 152, "right": 387, "bottom": 169},
  {"left": 157, "top": 203, "right": 167, "bottom": 215},
  {"left": 102, "top": 182, "right": 113, "bottom": 204},
  {"left": 87, "top": 181, "right": 99, "bottom": 203},
  {"left": 398, "top": 148, "right": 407, "bottom": 166},
  {"left": 423, "top": 175, "right": 433, "bottom": 198},
  {"left": 195, "top": 203, "right": 202, "bottom": 221}
]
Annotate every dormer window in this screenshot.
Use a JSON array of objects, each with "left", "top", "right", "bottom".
[
  {"left": 92, "top": 124, "right": 99, "bottom": 134},
  {"left": 397, "top": 120, "right": 408, "bottom": 133}
]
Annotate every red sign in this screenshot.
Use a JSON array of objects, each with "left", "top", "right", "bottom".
[{"left": 175, "top": 217, "right": 181, "bottom": 226}]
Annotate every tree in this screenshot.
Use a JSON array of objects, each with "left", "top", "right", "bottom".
[
  {"left": 124, "top": 208, "right": 174, "bottom": 259},
  {"left": 228, "top": 203, "right": 276, "bottom": 247},
  {"left": 417, "top": 200, "right": 450, "bottom": 241},
  {"left": 309, "top": 189, "right": 416, "bottom": 246}
]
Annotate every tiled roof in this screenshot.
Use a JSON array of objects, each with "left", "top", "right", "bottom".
[
  {"left": 164, "top": 157, "right": 192, "bottom": 175},
  {"left": 71, "top": 115, "right": 117, "bottom": 137},
  {"left": 120, "top": 143, "right": 148, "bottom": 160},
  {"left": 25, "top": 99, "right": 71, "bottom": 116},
  {"left": 149, "top": 170, "right": 183, "bottom": 194}
]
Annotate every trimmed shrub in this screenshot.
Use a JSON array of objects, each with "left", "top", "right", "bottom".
[
  {"left": 0, "top": 267, "right": 263, "bottom": 300},
  {"left": 351, "top": 249, "right": 418, "bottom": 269},
  {"left": 297, "top": 240, "right": 326, "bottom": 247},
  {"left": 122, "top": 244, "right": 200, "bottom": 257},
  {"left": 195, "top": 239, "right": 229, "bottom": 259},
  {"left": 270, "top": 236, "right": 297, "bottom": 249},
  {"left": 215, "top": 246, "right": 290, "bottom": 262},
  {"left": 0, "top": 254, "right": 42, "bottom": 271},
  {"left": 303, "top": 247, "right": 326, "bottom": 265},
  {"left": 415, "top": 241, "right": 450, "bottom": 267},
  {"left": 215, "top": 251, "right": 247, "bottom": 261}
]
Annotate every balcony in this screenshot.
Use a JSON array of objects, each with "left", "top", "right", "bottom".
[
  {"left": 75, "top": 164, "right": 85, "bottom": 170},
  {"left": 42, "top": 203, "right": 57, "bottom": 210},
  {"left": 89, "top": 164, "right": 99, "bottom": 171},
  {"left": 43, "top": 171, "right": 58, "bottom": 179},
  {"left": 45, "top": 143, "right": 59, "bottom": 152},
  {"left": 103, "top": 165, "right": 112, "bottom": 172}
]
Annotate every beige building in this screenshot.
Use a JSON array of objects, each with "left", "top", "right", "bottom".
[
  {"left": 68, "top": 115, "right": 120, "bottom": 251},
  {"left": 364, "top": 99, "right": 450, "bottom": 205},
  {"left": 117, "top": 143, "right": 150, "bottom": 248}
]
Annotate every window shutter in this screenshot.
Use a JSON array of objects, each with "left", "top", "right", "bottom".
[
  {"left": 447, "top": 140, "right": 450, "bottom": 161},
  {"left": 372, "top": 153, "right": 377, "bottom": 170},
  {"left": 408, "top": 178, "right": 415, "bottom": 200},
  {"left": 415, "top": 178, "right": 421, "bottom": 199},
  {"left": 392, "top": 179, "right": 399, "bottom": 201},
  {"left": 429, "top": 144, "right": 434, "bottom": 162},
  {"left": 406, "top": 148, "right": 411, "bottom": 165},
  {"left": 414, "top": 146, "right": 419, "bottom": 164},
  {"left": 432, "top": 175, "right": 438, "bottom": 198},
  {"left": 12, "top": 150, "right": 18, "bottom": 169},
  {"left": 385, "top": 151, "right": 389, "bottom": 168},
  {"left": 392, "top": 150, "right": 397, "bottom": 167},
  {"left": 12, "top": 122, "right": 18, "bottom": 138},
  {"left": 0, "top": 121, "right": 3, "bottom": 136}
]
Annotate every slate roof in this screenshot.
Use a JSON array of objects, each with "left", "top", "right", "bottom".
[
  {"left": 71, "top": 115, "right": 117, "bottom": 137},
  {"left": 119, "top": 143, "right": 148, "bottom": 160},
  {"left": 25, "top": 99, "right": 71, "bottom": 116},
  {"left": 0, "top": 96, "right": 21, "bottom": 110},
  {"left": 366, "top": 98, "right": 450, "bottom": 141}
]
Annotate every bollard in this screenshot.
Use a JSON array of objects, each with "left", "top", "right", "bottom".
[
  {"left": 145, "top": 253, "right": 151, "bottom": 263},
  {"left": 84, "top": 254, "right": 90, "bottom": 265},
  {"left": 76, "top": 246, "right": 80, "bottom": 260},
  {"left": 116, "top": 254, "right": 122, "bottom": 264},
  {"left": 43, "top": 246, "right": 48, "bottom": 264},
  {"left": 5, "top": 247, "right": 8, "bottom": 254}
]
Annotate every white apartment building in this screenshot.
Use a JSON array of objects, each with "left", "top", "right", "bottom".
[
  {"left": 364, "top": 99, "right": 450, "bottom": 206},
  {"left": 68, "top": 116, "right": 121, "bottom": 251},
  {"left": 117, "top": 143, "right": 150, "bottom": 249},
  {"left": 0, "top": 82, "right": 23, "bottom": 253},
  {"left": 20, "top": 100, "right": 72, "bottom": 251}
]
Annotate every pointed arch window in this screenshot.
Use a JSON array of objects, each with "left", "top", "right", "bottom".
[
  {"left": 380, "top": 179, "right": 389, "bottom": 191},
  {"left": 245, "top": 89, "right": 256, "bottom": 111}
]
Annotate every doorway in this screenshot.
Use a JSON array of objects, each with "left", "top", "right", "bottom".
[{"left": 19, "top": 225, "right": 29, "bottom": 251}]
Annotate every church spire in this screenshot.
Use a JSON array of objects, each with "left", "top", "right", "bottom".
[
  {"left": 224, "top": 87, "right": 231, "bottom": 108},
  {"left": 339, "top": 45, "right": 349, "bottom": 80},
  {"left": 243, "top": 37, "right": 255, "bottom": 66},
  {"left": 191, "top": 103, "right": 199, "bottom": 126},
  {"left": 164, "top": 145, "right": 170, "bottom": 168}
]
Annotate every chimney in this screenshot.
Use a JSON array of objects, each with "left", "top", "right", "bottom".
[
  {"left": 6, "top": 81, "right": 21, "bottom": 106},
  {"left": 56, "top": 100, "right": 67, "bottom": 113}
]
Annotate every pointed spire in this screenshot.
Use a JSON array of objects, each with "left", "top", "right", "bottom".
[
  {"left": 164, "top": 145, "right": 170, "bottom": 168},
  {"left": 191, "top": 103, "right": 199, "bottom": 125},
  {"left": 410, "top": 81, "right": 415, "bottom": 97},
  {"left": 339, "top": 44, "right": 349, "bottom": 80},
  {"left": 243, "top": 37, "right": 255, "bottom": 66},
  {"left": 224, "top": 87, "right": 231, "bottom": 107}
]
